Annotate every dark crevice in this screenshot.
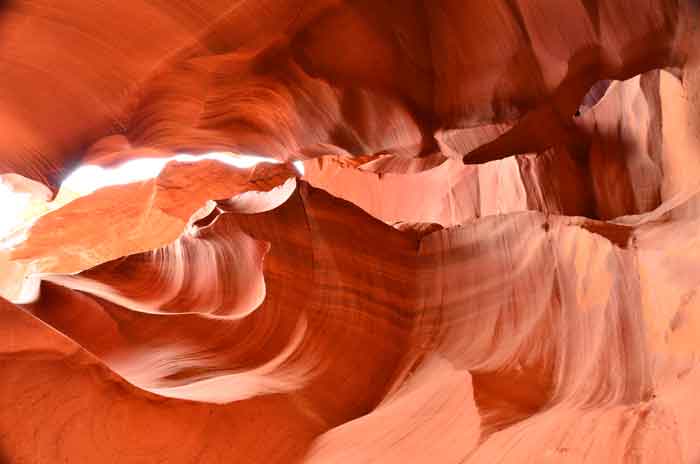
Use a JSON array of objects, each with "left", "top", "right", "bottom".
[{"left": 577, "top": 79, "right": 612, "bottom": 115}]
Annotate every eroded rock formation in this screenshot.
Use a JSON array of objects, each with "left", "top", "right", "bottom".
[{"left": 1, "top": 1, "right": 700, "bottom": 462}]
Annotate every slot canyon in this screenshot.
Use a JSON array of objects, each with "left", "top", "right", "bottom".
[{"left": 1, "top": 1, "right": 700, "bottom": 462}]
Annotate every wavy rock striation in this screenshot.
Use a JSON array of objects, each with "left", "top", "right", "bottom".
[{"left": 1, "top": 1, "right": 700, "bottom": 463}]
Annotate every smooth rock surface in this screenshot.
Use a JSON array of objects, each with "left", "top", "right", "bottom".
[{"left": 1, "top": 1, "right": 700, "bottom": 463}]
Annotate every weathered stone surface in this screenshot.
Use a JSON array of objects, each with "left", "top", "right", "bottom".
[{"left": 1, "top": 1, "right": 700, "bottom": 463}]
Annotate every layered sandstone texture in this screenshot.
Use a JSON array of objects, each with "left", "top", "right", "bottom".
[{"left": 1, "top": 1, "right": 700, "bottom": 462}]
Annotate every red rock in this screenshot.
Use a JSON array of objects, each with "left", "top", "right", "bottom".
[{"left": 1, "top": 1, "right": 700, "bottom": 463}]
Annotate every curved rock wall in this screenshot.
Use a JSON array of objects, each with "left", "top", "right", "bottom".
[{"left": 1, "top": 1, "right": 700, "bottom": 462}]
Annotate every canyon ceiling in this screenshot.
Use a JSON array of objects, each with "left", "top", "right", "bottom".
[{"left": 1, "top": 0, "right": 700, "bottom": 462}]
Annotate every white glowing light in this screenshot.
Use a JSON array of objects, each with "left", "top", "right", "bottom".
[
  {"left": 62, "top": 153, "right": 281, "bottom": 196},
  {"left": 63, "top": 159, "right": 167, "bottom": 196},
  {"left": 0, "top": 181, "right": 33, "bottom": 239},
  {"left": 293, "top": 160, "right": 305, "bottom": 176},
  {"left": 0, "top": 153, "right": 284, "bottom": 242}
]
